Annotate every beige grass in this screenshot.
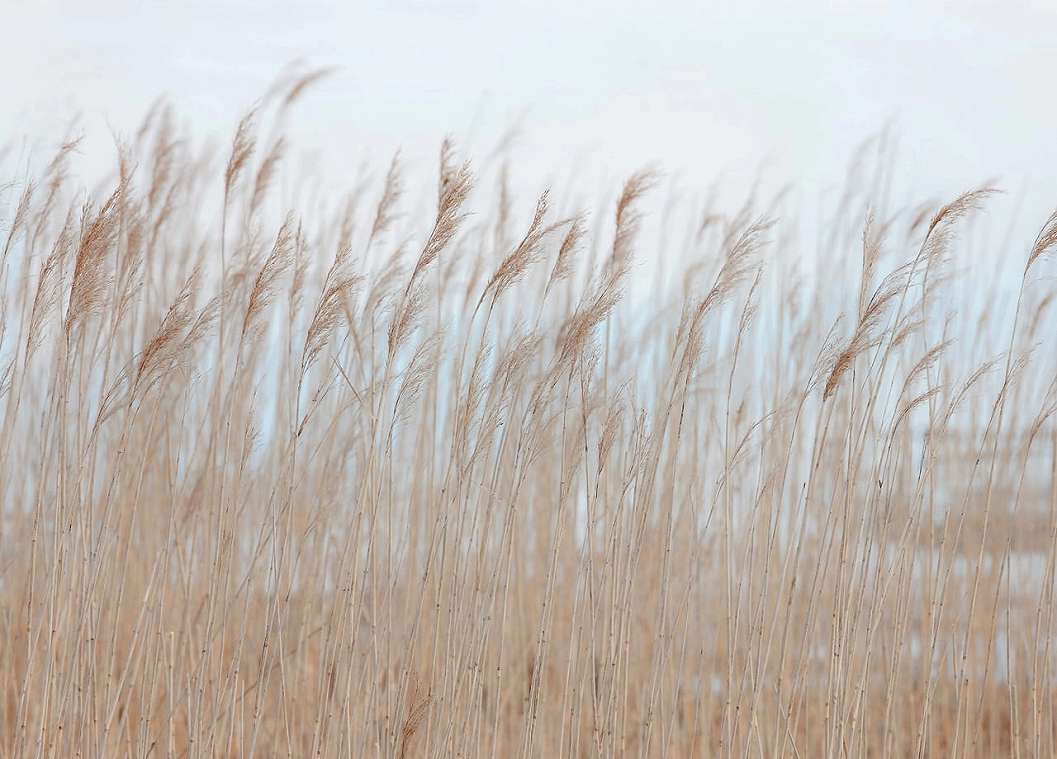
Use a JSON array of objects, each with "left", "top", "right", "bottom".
[{"left": 2, "top": 83, "right": 1057, "bottom": 758}]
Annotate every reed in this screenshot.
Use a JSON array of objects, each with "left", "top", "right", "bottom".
[{"left": 1, "top": 81, "right": 1056, "bottom": 758}]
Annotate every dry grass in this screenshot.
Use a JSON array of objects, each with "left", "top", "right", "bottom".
[{"left": 2, "top": 85, "right": 1057, "bottom": 758}]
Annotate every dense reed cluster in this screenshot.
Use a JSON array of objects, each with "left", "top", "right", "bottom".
[{"left": 2, "top": 79, "right": 1057, "bottom": 757}]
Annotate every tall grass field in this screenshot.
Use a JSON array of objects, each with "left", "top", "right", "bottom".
[{"left": 2, "top": 78, "right": 1057, "bottom": 757}]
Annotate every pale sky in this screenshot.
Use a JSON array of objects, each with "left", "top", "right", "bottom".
[{"left": 4, "top": 1, "right": 1057, "bottom": 234}]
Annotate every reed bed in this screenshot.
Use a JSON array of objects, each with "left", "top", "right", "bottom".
[{"left": 2, "top": 80, "right": 1057, "bottom": 757}]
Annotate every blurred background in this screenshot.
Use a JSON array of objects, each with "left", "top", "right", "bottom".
[{"left": 4, "top": 1, "right": 1056, "bottom": 222}]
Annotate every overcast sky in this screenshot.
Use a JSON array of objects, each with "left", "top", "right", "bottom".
[{"left": 4, "top": 1, "right": 1057, "bottom": 235}]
